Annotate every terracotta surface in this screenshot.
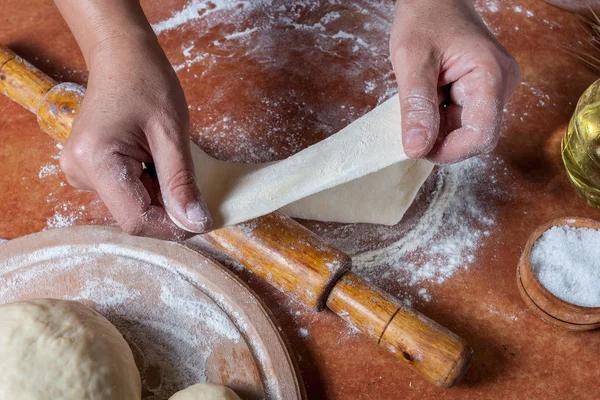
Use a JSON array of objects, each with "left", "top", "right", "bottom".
[{"left": 1, "top": 0, "right": 600, "bottom": 399}]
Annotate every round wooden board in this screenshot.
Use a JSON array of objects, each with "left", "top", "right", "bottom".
[{"left": 0, "top": 226, "right": 304, "bottom": 400}]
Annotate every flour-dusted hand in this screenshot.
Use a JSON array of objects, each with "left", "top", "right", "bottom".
[
  {"left": 390, "top": 0, "right": 520, "bottom": 164},
  {"left": 54, "top": 0, "right": 212, "bottom": 240}
]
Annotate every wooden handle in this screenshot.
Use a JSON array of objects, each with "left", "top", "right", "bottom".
[
  {"left": 204, "top": 212, "right": 351, "bottom": 310},
  {"left": 0, "top": 46, "right": 56, "bottom": 113},
  {"left": 0, "top": 46, "right": 84, "bottom": 142},
  {"left": 206, "top": 224, "right": 471, "bottom": 387},
  {"left": 328, "top": 273, "right": 472, "bottom": 387},
  {"left": 1, "top": 44, "right": 472, "bottom": 387}
]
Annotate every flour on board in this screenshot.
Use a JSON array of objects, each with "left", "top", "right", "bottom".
[
  {"left": 38, "top": 164, "right": 59, "bottom": 179},
  {"left": 0, "top": 244, "right": 244, "bottom": 399},
  {"left": 46, "top": 203, "right": 86, "bottom": 229},
  {"left": 309, "top": 155, "right": 507, "bottom": 304}
]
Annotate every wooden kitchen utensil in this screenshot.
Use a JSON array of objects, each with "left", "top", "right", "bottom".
[
  {"left": 518, "top": 217, "right": 600, "bottom": 331},
  {"left": 0, "top": 45, "right": 472, "bottom": 387}
]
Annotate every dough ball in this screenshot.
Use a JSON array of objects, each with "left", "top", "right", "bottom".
[
  {"left": 169, "top": 383, "right": 241, "bottom": 400},
  {"left": 0, "top": 298, "right": 141, "bottom": 399}
]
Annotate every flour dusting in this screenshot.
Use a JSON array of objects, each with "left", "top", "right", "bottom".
[
  {"left": 38, "top": 164, "right": 59, "bottom": 179},
  {"left": 45, "top": 203, "right": 86, "bottom": 229},
  {"left": 488, "top": 304, "right": 519, "bottom": 322},
  {"left": 152, "top": 0, "right": 396, "bottom": 162},
  {"left": 0, "top": 243, "right": 246, "bottom": 399},
  {"left": 308, "top": 155, "right": 507, "bottom": 304},
  {"left": 356, "top": 157, "right": 502, "bottom": 287},
  {"left": 152, "top": 0, "right": 273, "bottom": 35}
]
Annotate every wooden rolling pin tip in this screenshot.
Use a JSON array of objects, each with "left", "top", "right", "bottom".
[
  {"left": 328, "top": 273, "right": 472, "bottom": 387},
  {"left": 443, "top": 346, "right": 472, "bottom": 388}
]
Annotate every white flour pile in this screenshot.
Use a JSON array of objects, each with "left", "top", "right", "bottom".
[
  {"left": 353, "top": 158, "right": 496, "bottom": 283},
  {"left": 325, "top": 155, "right": 505, "bottom": 304},
  {"left": 530, "top": 225, "right": 600, "bottom": 307},
  {"left": 0, "top": 244, "right": 245, "bottom": 399}
]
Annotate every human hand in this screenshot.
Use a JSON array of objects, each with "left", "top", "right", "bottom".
[
  {"left": 390, "top": 0, "right": 520, "bottom": 164},
  {"left": 59, "top": 33, "right": 212, "bottom": 240}
]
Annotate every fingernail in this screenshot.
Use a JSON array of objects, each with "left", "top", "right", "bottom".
[
  {"left": 405, "top": 129, "right": 430, "bottom": 154},
  {"left": 184, "top": 201, "right": 213, "bottom": 233}
]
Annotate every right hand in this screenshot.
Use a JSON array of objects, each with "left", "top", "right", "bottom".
[
  {"left": 60, "top": 32, "right": 212, "bottom": 240},
  {"left": 390, "top": 0, "right": 520, "bottom": 164}
]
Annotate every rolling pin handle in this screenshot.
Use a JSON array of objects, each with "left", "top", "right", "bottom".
[
  {"left": 36, "top": 82, "right": 85, "bottom": 143},
  {"left": 0, "top": 45, "right": 56, "bottom": 114},
  {"left": 327, "top": 272, "right": 472, "bottom": 388}
]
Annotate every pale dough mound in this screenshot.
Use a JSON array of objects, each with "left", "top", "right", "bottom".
[
  {"left": 0, "top": 298, "right": 141, "bottom": 399},
  {"left": 169, "top": 383, "right": 241, "bottom": 400}
]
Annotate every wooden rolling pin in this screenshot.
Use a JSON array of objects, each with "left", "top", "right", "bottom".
[{"left": 0, "top": 45, "right": 472, "bottom": 388}]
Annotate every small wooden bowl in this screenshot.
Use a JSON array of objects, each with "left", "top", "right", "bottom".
[{"left": 517, "top": 217, "right": 600, "bottom": 331}]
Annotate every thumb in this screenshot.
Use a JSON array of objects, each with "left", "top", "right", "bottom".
[
  {"left": 395, "top": 54, "right": 441, "bottom": 159},
  {"left": 149, "top": 127, "right": 213, "bottom": 233}
]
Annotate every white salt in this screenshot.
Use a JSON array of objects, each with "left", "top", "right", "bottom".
[{"left": 530, "top": 226, "right": 600, "bottom": 307}]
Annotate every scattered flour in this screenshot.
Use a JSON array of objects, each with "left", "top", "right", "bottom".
[
  {"left": 479, "top": 0, "right": 500, "bottom": 13},
  {"left": 152, "top": 0, "right": 273, "bottom": 34},
  {"left": 530, "top": 225, "right": 600, "bottom": 307},
  {"left": 320, "top": 11, "right": 341, "bottom": 24},
  {"left": 224, "top": 27, "right": 259, "bottom": 40},
  {"left": 38, "top": 164, "right": 59, "bottom": 179},
  {"left": 417, "top": 288, "right": 431, "bottom": 302},
  {"left": 45, "top": 202, "right": 86, "bottom": 229},
  {"left": 151, "top": 0, "right": 397, "bottom": 162},
  {"left": 311, "top": 155, "right": 505, "bottom": 303},
  {"left": 46, "top": 210, "right": 79, "bottom": 228},
  {"left": 298, "top": 328, "right": 309, "bottom": 337},
  {"left": 488, "top": 304, "right": 519, "bottom": 321}
]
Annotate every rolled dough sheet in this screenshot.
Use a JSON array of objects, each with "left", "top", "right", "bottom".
[{"left": 192, "top": 94, "right": 434, "bottom": 228}]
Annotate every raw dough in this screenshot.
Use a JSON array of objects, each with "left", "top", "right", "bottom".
[
  {"left": 169, "top": 383, "right": 241, "bottom": 400},
  {"left": 188, "top": 94, "right": 433, "bottom": 228},
  {"left": 0, "top": 298, "right": 141, "bottom": 399}
]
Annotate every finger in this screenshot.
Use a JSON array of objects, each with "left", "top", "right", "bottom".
[
  {"left": 427, "top": 73, "right": 503, "bottom": 164},
  {"left": 147, "top": 123, "right": 212, "bottom": 233},
  {"left": 62, "top": 173, "right": 94, "bottom": 191},
  {"left": 94, "top": 154, "right": 192, "bottom": 241},
  {"left": 60, "top": 137, "right": 95, "bottom": 191},
  {"left": 393, "top": 48, "right": 441, "bottom": 159}
]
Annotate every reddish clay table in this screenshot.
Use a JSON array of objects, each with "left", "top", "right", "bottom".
[{"left": 1, "top": 0, "right": 600, "bottom": 399}]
